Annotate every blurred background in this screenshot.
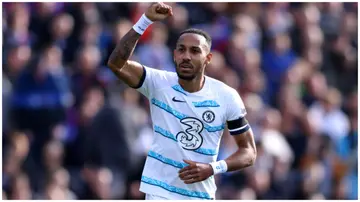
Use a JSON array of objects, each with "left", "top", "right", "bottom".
[{"left": 2, "top": 2, "right": 358, "bottom": 200}]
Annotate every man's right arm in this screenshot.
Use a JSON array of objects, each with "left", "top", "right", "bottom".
[
  {"left": 107, "top": 29, "right": 144, "bottom": 88},
  {"left": 107, "top": 2, "right": 173, "bottom": 88}
]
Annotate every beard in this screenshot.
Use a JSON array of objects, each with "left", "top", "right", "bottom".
[
  {"left": 176, "top": 70, "right": 197, "bottom": 81},
  {"left": 175, "top": 61, "right": 198, "bottom": 81}
]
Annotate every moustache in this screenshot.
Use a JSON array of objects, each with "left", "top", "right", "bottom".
[{"left": 179, "top": 62, "right": 193, "bottom": 68}]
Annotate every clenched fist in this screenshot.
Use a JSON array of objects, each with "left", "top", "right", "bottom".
[{"left": 145, "top": 2, "right": 173, "bottom": 21}]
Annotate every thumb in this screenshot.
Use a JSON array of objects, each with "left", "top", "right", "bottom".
[{"left": 183, "top": 159, "right": 196, "bottom": 165}]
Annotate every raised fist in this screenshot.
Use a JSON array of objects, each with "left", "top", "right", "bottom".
[{"left": 145, "top": 2, "right": 173, "bottom": 22}]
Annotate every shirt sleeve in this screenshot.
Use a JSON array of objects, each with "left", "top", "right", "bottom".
[
  {"left": 134, "top": 65, "right": 169, "bottom": 98},
  {"left": 226, "top": 88, "right": 251, "bottom": 135}
]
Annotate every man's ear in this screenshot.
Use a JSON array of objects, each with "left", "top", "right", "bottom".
[{"left": 205, "top": 53, "right": 213, "bottom": 65}]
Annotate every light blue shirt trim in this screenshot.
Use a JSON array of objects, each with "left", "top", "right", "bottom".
[
  {"left": 148, "top": 150, "right": 188, "bottom": 169},
  {"left": 151, "top": 98, "right": 225, "bottom": 132},
  {"left": 192, "top": 100, "right": 220, "bottom": 107},
  {"left": 172, "top": 85, "right": 187, "bottom": 96}
]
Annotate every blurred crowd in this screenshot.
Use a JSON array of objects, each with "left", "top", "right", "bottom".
[{"left": 2, "top": 2, "right": 358, "bottom": 200}]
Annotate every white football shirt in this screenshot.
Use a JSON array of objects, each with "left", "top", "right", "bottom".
[{"left": 136, "top": 66, "right": 250, "bottom": 200}]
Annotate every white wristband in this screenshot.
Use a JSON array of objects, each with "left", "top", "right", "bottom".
[
  {"left": 132, "top": 14, "right": 153, "bottom": 35},
  {"left": 209, "top": 160, "right": 228, "bottom": 175}
]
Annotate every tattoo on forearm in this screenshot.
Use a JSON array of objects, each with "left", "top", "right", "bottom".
[{"left": 109, "top": 29, "right": 141, "bottom": 68}]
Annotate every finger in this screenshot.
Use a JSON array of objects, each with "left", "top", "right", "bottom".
[
  {"left": 179, "top": 166, "right": 191, "bottom": 174},
  {"left": 181, "top": 173, "right": 199, "bottom": 181},
  {"left": 154, "top": 2, "right": 162, "bottom": 9},
  {"left": 156, "top": 4, "right": 170, "bottom": 14},
  {"left": 168, "top": 7, "right": 173, "bottom": 16},
  {"left": 179, "top": 169, "right": 197, "bottom": 179},
  {"left": 156, "top": 2, "right": 164, "bottom": 7},
  {"left": 184, "top": 177, "right": 201, "bottom": 184},
  {"left": 179, "top": 167, "right": 196, "bottom": 176},
  {"left": 178, "top": 170, "right": 189, "bottom": 179},
  {"left": 155, "top": 5, "right": 164, "bottom": 12},
  {"left": 164, "top": 5, "right": 171, "bottom": 14},
  {"left": 183, "top": 159, "right": 196, "bottom": 165},
  {"left": 155, "top": 6, "right": 165, "bottom": 13}
]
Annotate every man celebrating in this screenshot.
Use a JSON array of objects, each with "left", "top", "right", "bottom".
[{"left": 107, "top": 2, "right": 257, "bottom": 200}]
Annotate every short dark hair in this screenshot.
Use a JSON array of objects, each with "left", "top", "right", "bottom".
[{"left": 178, "top": 28, "right": 212, "bottom": 51}]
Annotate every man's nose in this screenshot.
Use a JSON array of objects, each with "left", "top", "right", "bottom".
[{"left": 182, "top": 51, "right": 191, "bottom": 61}]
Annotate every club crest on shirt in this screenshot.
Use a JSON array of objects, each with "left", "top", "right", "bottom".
[{"left": 202, "top": 110, "right": 215, "bottom": 123}]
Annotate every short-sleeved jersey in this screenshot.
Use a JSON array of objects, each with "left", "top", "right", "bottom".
[{"left": 136, "top": 66, "right": 250, "bottom": 200}]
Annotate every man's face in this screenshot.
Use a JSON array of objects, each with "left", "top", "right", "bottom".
[{"left": 174, "top": 33, "right": 212, "bottom": 81}]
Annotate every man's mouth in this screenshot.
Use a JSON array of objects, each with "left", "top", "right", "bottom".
[{"left": 179, "top": 63, "right": 193, "bottom": 69}]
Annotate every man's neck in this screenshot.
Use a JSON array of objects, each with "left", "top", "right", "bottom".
[{"left": 178, "top": 75, "right": 205, "bottom": 93}]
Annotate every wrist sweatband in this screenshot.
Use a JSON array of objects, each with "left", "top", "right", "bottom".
[
  {"left": 209, "top": 160, "right": 228, "bottom": 175},
  {"left": 132, "top": 14, "right": 153, "bottom": 35}
]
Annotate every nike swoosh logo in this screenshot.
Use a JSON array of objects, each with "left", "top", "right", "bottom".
[{"left": 172, "top": 97, "right": 186, "bottom": 103}]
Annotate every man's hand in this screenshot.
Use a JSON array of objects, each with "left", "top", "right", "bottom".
[
  {"left": 178, "top": 159, "right": 213, "bottom": 184},
  {"left": 145, "top": 2, "right": 173, "bottom": 22}
]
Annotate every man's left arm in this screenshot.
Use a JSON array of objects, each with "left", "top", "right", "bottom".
[
  {"left": 178, "top": 127, "right": 257, "bottom": 184},
  {"left": 214, "top": 88, "right": 257, "bottom": 173},
  {"left": 179, "top": 89, "right": 256, "bottom": 184},
  {"left": 223, "top": 128, "right": 257, "bottom": 172}
]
